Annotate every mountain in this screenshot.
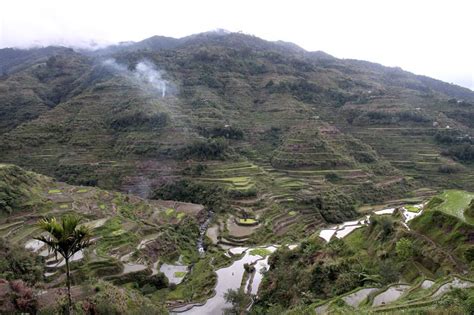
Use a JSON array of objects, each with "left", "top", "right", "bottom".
[{"left": 1, "top": 31, "right": 474, "bottom": 313}]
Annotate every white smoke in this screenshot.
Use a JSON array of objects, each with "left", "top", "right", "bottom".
[
  {"left": 134, "top": 61, "right": 167, "bottom": 97},
  {"left": 103, "top": 58, "right": 171, "bottom": 98}
]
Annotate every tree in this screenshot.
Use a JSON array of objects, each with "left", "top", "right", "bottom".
[
  {"left": 396, "top": 238, "right": 414, "bottom": 261},
  {"left": 224, "top": 289, "right": 250, "bottom": 315},
  {"left": 35, "top": 215, "right": 92, "bottom": 314}
]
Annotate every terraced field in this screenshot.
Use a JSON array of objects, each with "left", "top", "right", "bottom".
[
  {"left": 0, "top": 165, "right": 204, "bottom": 289},
  {"left": 426, "top": 190, "right": 474, "bottom": 224},
  {"left": 315, "top": 276, "right": 474, "bottom": 314}
]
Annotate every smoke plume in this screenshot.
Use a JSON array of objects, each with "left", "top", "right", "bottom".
[{"left": 103, "top": 58, "right": 171, "bottom": 97}]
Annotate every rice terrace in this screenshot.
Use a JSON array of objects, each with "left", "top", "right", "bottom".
[{"left": 1, "top": 2, "right": 474, "bottom": 314}]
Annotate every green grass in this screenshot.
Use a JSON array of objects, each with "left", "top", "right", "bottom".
[
  {"left": 288, "top": 211, "right": 297, "bottom": 216},
  {"left": 99, "top": 204, "right": 106, "bottom": 210},
  {"left": 111, "top": 229, "right": 126, "bottom": 236},
  {"left": 166, "top": 257, "right": 217, "bottom": 301},
  {"left": 174, "top": 271, "right": 187, "bottom": 278},
  {"left": 428, "top": 190, "right": 474, "bottom": 224},
  {"left": 48, "top": 189, "right": 61, "bottom": 194},
  {"left": 238, "top": 218, "right": 257, "bottom": 225},
  {"left": 249, "top": 248, "right": 272, "bottom": 257},
  {"left": 165, "top": 208, "right": 175, "bottom": 216},
  {"left": 405, "top": 205, "right": 421, "bottom": 213},
  {"left": 176, "top": 212, "right": 185, "bottom": 220},
  {"left": 59, "top": 204, "right": 69, "bottom": 209},
  {"left": 344, "top": 228, "right": 367, "bottom": 251}
]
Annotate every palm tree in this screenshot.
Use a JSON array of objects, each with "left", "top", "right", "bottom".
[{"left": 36, "top": 215, "right": 92, "bottom": 314}]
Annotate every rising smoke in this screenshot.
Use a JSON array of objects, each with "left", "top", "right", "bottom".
[
  {"left": 103, "top": 58, "right": 171, "bottom": 97},
  {"left": 134, "top": 61, "right": 167, "bottom": 97}
]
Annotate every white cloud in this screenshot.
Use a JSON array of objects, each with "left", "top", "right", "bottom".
[{"left": 0, "top": 0, "right": 472, "bottom": 89}]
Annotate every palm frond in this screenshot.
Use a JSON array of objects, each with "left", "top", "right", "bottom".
[{"left": 35, "top": 215, "right": 93, "bottom": 260}]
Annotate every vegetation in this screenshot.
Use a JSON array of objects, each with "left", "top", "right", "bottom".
[
  {"left": 0, "top": 31, "right": 474, "bottom": 314},
  {"left": 224, "top": 288, "right": 251, "bottom": 314},
  {"left": 0, "top": 164, "right": 46, "bottom": 216},
  {"left": 249, "top": 248, "right": 272, "bottom": 257},
  {"left": 35, "top": 215, "right": 92, "bottom": 314},
  {"left": 0, "top": 240, "right": 43, "bottom": 283},
  {"left": 238, "top": 218, "right": 257, "bottom": 225},
  {"left": 180, "top": 138, "right": 230, "bottom": 160},
  {"left": 424, "top": 190, "right": 474, "bottom": 223},
  {"left": 153, "top": 179, "right": 228, "bottom": 212}
]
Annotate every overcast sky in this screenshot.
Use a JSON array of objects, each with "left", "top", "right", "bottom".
[{"left": 1, "top": 0, "right": 473, "bottom": 90}]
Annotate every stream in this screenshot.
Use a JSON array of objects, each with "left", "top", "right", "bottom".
[
  {"left": 197, "top": 211, "right": 214, "bottom": 256},
  {"left": 172, "top": 246, "right": 279, "bottom": 314},
  {"left": 173, "top": 203, "right": 425, "bottom": 314},
  {"left": 319, "top": 204, "right": 424, "bottom": 243}
]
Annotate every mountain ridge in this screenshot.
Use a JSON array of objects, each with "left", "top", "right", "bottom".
[{"left": 0, "top": 31, "right": 473, "bottom": 240}]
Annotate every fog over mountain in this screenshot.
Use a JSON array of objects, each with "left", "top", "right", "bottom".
[
  {"left": 1, "top": 2, "right": 474, "bottom": 314},
  {"left": 1, "top": 0, "right": 472, "bottom": 90}
]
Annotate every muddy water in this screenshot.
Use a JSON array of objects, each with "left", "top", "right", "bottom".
[
  {"left": 343, "top": 287, "right": 378, "bottom": 307},
  {"left": 175, "top": 246, "right": 278, "bottom": 315},
  {"left": 319, "top": 204, "right": 424, "bottom": 243},
  {"left": 432, "top": 278, "right": 474, "bottom": 298},
  {"left": 122, "top": 262, "right": 147, "bottom": 274},
  {"left": 335, "top": 225, "right": 363, "bottom": 239},
  {"left": 372, "top": 285, "right": 410, "bottom": 306},
  {"left": 420, "top": 279, "right": 434, "bottom": 289},
  {"left": 160, "top": 263, "right": 188, "bottom": 284},
  {"left": 24, "top": 239, "right": 45, "bottom": 252}
]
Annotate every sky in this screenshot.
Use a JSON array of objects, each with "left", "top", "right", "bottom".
[{"left": 1, "top": 0, "right": 473, "bottom": 90}]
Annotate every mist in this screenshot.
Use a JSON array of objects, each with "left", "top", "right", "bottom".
[{"left": 1, "top": 0, "right": 473, "bottom": 90}]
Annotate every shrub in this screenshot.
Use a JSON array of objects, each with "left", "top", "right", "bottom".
[
  {"left": 465, "top": 200, "right": 474, "bottom": 219},
  {"left": 110, "top": 112, "right": 169, "bottom": 131},
  {"left": 152, "top": 179, "right": 228, "bottom": 213},
  {"left": 0, "top": 240, "right": 43, "bottom": 284},
  {"left": 112, "top": 270, "right": 168, "bottom": 290},
  {"left": 396, "top": 238, "right": 414, "bottom": 261},
  {"left": 180, "top": 138, "right": 229, "bottom": 160},
  {"left": 198, "top": 126, "right": 244, "bottom": 140},
  {"left": 464, "top": 247, "right": 474, "bottom": 262},
  {"left": 438, "top": 164, "right": 463, "bottom": 173},
  {"left": 244, "top": 263, "right": 255, "bottom": 273},
  {"left": 442, "top": 144, "right": 474, "bottom": 162},
  {"left": 425, "top": 196, "right": 444, "bottom": 210}
]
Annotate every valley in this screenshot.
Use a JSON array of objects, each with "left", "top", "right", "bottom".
[{"left": 1, "top": 31, "right": 474, "bottom": 314}]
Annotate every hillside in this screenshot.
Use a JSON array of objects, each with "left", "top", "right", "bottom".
[
  {"left": 1, "top": 31, "right": 474, "bottom": 314},
  {"left": 254, "top": 191, "right": 474, "bottom": 314},
  {"left": 0, "top": 32, "right": 473, "bottom": 247},
  {"left": 0, "top": 164, "right": 220, "bottom": 313}
]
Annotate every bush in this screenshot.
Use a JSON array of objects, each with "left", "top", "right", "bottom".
[
  {"left": 438, "top": 164, "right": 463, "bottom": 173},
  {"left": 302, "top": 190, "right": 356, "bottom": 223},
  {"left": 198, "top": 126, "right": 244, "bottom": 140},
  {"left": 465, "top": 200, "right": 474, "bottom": 218},
  {"left": 396, "top": 238, "right": 414, "bottom": 261},
  {"left": 425, "top": 196, "right": 444, "bottom": 210},
  {"left": 464, "top": 247, "right": 474, "bottom": 262},
  {"left": 324, "top": 172, "right": 340, "bottom": 182},
  {"left": 152, "top": 179, "right": 228, "bottom": 213},
  {"left": 110, "top": 112, "right": 169, "bottom": 131},
  {"left": 112, "top": 270, "right": 168, "bottom": 290},
  {"left": 442, "top": 144, "right": 474, "bottom": 162},
  {"left": 0, "top": 240, "right": 44, "bottom": 284},
  {"left": 180, "top": 138, "right": 229, "bottom": 160},
  {"left": 244, "top": 263, "right": 255, "bottom": 273}
]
